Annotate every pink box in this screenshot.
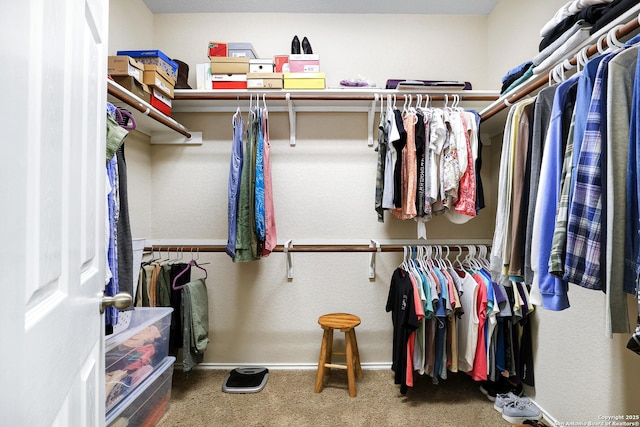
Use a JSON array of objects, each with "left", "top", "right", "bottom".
[{"left": 288, "top": 54, "right": 320, "bottom": 73}]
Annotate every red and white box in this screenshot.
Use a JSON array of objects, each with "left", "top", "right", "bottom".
[
  {"left": 211, "top": 74, "right": 248, "bottom": 90},
  {"left": 288, "top": 54, "right": 320, "bottom": 73},
  {"left": 150, "top": 87, "right": 172, "bottom": 116}
]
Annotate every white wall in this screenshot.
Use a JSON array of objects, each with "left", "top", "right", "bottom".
[
  {"left": 109, "top": 0, "right": 640, "bottom": 422},
  {"left": 151, "top": 12, "right": 490, "bottom": 90}
]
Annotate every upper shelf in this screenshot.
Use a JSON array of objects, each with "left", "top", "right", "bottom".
[{"left": 172, "top": 88, "right": 500, "bottom": 114}]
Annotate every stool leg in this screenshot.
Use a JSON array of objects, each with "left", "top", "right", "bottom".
[
  {"left": 325, "top": 328, "right": 333, "bottom": 377},
  {"left": 315, "top": 328, "right": 331, "bottom": 393},
  {"left": 345, "top": 329, "right": 357, "bottom": 397},
  {"left": 348, "top": 328, "right": 362, "bottom": 379}
]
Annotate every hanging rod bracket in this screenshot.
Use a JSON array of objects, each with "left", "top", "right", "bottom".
[
  {"left": 369, "top": 239, "right": 381, "bottom": 279},
  {"left": 284, "top": 239, "right": 294, "bottom": 279},
  {"left": 286, "top": 93, "right": 296, "bottom": 146}
]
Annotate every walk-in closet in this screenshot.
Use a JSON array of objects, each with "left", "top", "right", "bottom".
[{"left": 4, "top": 0, "right": 640, "bottom": 426}]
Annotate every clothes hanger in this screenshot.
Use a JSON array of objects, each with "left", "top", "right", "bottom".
[
  {"left": 116, "top": 107, "right": 137, "bottom": 131},
  {"left": 453, "top": 245, "right": 463, "bottom": 269},
  {"left": 597, "top": 33, "right": 608, "bottom": 55},
  {"left": 171, "top": 249, "right": 208, "bottom": 290},
  {"left": 606, "top": 24, "right": 625, "bottom": 51},
  {"left": 576, "top": 46, "right": 589, "bottom": 73}
]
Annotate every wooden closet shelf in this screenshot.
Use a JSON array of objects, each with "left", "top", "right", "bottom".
[{"left": 173, "top": 89, "right": 500, "bottom": 103}]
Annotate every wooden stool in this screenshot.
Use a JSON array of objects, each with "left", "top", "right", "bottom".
[{"left": 314, "top": 313, "right": 362, "bottom": 397}]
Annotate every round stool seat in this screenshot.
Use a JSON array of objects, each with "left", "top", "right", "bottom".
[
  {"left": 318, "top": 313, "right": 361, "bottom": 331},
  {"left": 315, "top": 313, "right": 362, "bottom": 397}
]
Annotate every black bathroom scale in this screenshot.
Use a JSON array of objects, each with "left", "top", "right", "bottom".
[{"left": 222, "top": 367, "right": 269, "bottom": 394}]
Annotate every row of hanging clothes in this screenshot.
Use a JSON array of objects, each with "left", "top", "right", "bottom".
[
  {"left": 227, "top": 95, "right": 278, "bottom": 262},
  {"left": 385, "top": 245, "right": 534, "bottom": 394},
  {"left": 490, "top": 28, "right": 640, "bottom": 342},
  {"left": 104, "top": 102, "right": 137, "bottom": 332},
  {"left": 374, "top": 94, "right": 487, "bottom": 234},
  {"left": 134, "top": 247, "right": 210, "bottom": 372}
]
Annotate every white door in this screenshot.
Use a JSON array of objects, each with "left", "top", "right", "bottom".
[{"left": 1, "top": 0, "right": 109, "bottom": 426}]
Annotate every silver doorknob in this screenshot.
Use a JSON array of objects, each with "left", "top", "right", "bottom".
[{"left": 100, "top": 291, "right": 133, "bottom": 314}]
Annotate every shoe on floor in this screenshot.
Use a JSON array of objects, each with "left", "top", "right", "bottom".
[
  {"left": 480, "top": 376, "right": 523, "bottom": 402},
  {"left": 479, "top": 381, "right": 497, "bottom": 401},
  {"left": 493, "top": 392, "right": 531, "bottom": 413},
  {"left": 502, "top": 400, "right": 542, "bottom": 424}
]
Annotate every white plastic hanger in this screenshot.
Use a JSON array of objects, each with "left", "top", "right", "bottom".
[{"left": 606, "top": 24, "right": 625, "bottom": 51}]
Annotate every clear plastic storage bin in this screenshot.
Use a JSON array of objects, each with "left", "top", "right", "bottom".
[
  {"left": 106, "top": 356, "right": 175, "bottom": 426},
  {"left": 105, "top": 307, "right": 173, "bottom": 412}
]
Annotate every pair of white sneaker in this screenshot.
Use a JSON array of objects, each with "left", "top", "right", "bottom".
[{"left": 494, "top": 392, "right": 542, "bottom": 424}]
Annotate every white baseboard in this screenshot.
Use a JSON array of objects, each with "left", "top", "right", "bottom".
[
  {"left": 176, "top": 362, "right": 393, "bottom": 371},
  {"left": 529, "top": 398, "right": 559, "bottom": 427}
]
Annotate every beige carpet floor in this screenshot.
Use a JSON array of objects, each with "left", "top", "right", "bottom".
[{"left": 156, "top": 368, "right": 522, "bottom": 427}]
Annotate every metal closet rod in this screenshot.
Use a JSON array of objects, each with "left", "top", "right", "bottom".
[
  {"left": 480, "top": 14, "right": 640, "bottom": 122},
  {"left": 143, "top": 243, "right": 490, "bottom": 253},
  {"left": 107, "top": 79, "right": 192, "bottom": 139}
]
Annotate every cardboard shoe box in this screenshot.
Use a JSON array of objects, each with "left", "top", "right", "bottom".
[
  {"left": 288, "top": 54, "right": 320, "bottom": 73},
  {"left": 142, "top": 65, "right": 175, "bottom": 98},
  {"left": 112, "top": 76, "right": 151, "bottom": 104},
  {"left": 247, "top": 73, "right": 283, "bottom": 89},
  {"left": 210, "top": 57, "right": 250, "bottom": 75},
  {"left": 108, "top": 56, "right": 145, "bottom": 84},
  {"left": 284, "top": 72, "right": 325, "bottom": 89},
  {"left": 116, "top": 49, "right": 178, "bottom": 82}
]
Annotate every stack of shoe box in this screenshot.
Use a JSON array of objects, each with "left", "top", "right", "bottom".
[
  {"left": 108, "top": 55, "right": 150, "bottom": 102},
  {"left": 284, "top": 54, "right": 325, "bottom": 89},
  {"left": 247, "top": 59, "right": 283, "bottom": 90},
  {"left": 116, "top": 50, "right": 178, "bottom": 116},
  {"left": 208, "top": 41, "right": 249, "bottom": 89}
]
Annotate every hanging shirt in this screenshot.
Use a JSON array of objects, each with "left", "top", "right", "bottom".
[
  {"left": 392, "top": 111, "right": 417, "bottom": 219},
  {"left": 531, "top": 74, "right": 579, "bottom": 311},
  {"left": 375, "top": 107, "right": 388, "bottom": 222},
  {"left": 261, "top": 106, "right": 277, "bottom": 257},
  {"left": 392, "top": 109, "right": 407, "bottom": 209},
  {"left": 524, "top": 86, "right": 558, "bottom": 286},
  {"left": 626, "top": 46, "right": 640, "bottom": 325},
  {"left": 382, "top": 105, "right": 399, "bottom": 209},
  {"left": 255, "top": 107, "right": 266, "bottom": 243},
  {"left": 564, "top": 54, "right": 616, "bottom": 290},
  {"left": 105, "top": 156, "right": 119, "bottom": 327},
  {"left": 226, "top": 112, "right": 244, "bottom": 258},
  {"left": 386, "top": 268, "right": 419, "bottom": 393},
  {"left": 606, "top": 44, "right": 639, "bottom": 335}
]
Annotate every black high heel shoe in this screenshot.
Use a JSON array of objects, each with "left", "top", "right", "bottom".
[
  {"left": 302, "top": 37, "right": 313, "bottom": 54},
  {"left": 291, "top": 35, "right": 301, "bottom": 54}
]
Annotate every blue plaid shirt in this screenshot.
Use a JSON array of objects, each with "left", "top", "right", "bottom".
[{"left": 563, "top": 54, "right": 616, "bottom": 290}]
